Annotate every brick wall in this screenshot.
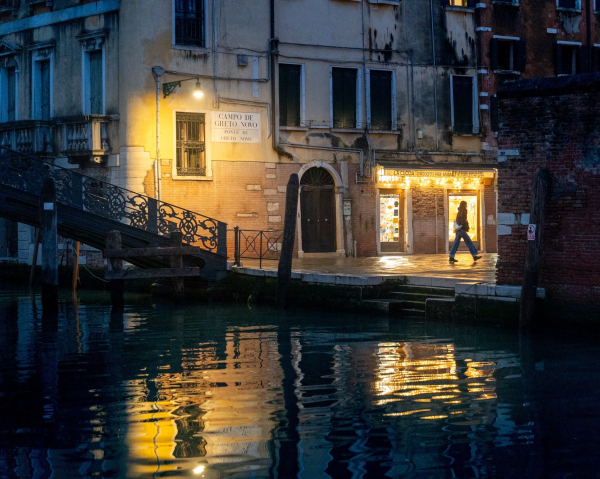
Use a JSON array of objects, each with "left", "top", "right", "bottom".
[{"left": 496, "top": 74, "right": 600, "bottom": 316}]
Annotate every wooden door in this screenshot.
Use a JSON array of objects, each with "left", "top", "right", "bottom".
[{"left": 301, "top": 186, "right": 335, "bottom": 253}]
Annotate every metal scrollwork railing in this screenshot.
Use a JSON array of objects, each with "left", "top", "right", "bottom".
[{"left": 0, "top": 147, "right": 226, "bottom": 254}]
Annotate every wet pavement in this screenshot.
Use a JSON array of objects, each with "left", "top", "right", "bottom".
[{"left": 240, "top": 253, "right": 497, "bottom": 283}]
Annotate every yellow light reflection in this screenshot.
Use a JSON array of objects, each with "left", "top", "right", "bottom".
[
  {"left": 194, "top": 465, "right": 205, "bottom": 474},
  {"left": 386, "top": 409, "right": 431, "bottom": 417},
  {"left": 421, "top": 415, "right": 448, "bottom": 420}
]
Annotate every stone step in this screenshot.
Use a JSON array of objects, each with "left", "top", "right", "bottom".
[
  {"left": 361, "top": 299, "right": 406, "bottom": 314},
  {"left": 392, "top": 284, "right": 455, "bottom": 296},
  {"left": 390, "top": 291, "right": 455, "bottom": 303},
  {"left": 425, "top": 297, "right": 456, "bottom": 321}
]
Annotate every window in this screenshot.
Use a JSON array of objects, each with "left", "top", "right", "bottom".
[
  {"left": 443, "top": 0, "right": 475, "bottom": 7},
  {"left": 79, "top": 33, "right": 106, "bottom": 115},
  {"left": 175, "top": 0, "right": 205, "bottom": 48},
  {"left": 332, "top": 67, "right": 358, "bottom": 129},
  {"left": 555, "top": 43, "right": 587, "bottom": 75},
  {"left": 367, "top": 69, "right": 395, "bottom": 130},
  {"left": 0, "top": 66, "right": 16, "bottom": 122},
  {"left": 490, "top": 38, "right": 526, "bottom": 72},
  {"left": 557, "top": 0, "right": 579, "bottom": 8},
  {"left": 450, "top": 75, "right": 478, "bottom": 135},
  {"left": 33, "top": 59, "right": 51, "bottom": 120},
  {"left": 279, "top": 64, "right": 302, "bottom": 127},
  {"left": 176, "top": 112, "right": 206, "bottom": 176}
]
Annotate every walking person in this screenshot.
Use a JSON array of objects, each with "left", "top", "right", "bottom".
[{"left": 449, "top": 200, "right": 481, "bottom": 263}]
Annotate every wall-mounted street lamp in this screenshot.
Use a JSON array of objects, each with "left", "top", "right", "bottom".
[{"left": 162, "top": 76, "right": 203, "bottom": 99}]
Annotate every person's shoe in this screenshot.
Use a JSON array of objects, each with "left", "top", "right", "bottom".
[
  {"left": 449, "top": 257, "right": 458, "bottom": 263},
  {"left": 473, "top": 255, "right": 482, "bottom": 261}
]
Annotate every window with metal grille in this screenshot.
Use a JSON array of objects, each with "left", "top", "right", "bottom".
[
  {"left": 332, "top": 67, "right": 357, "bottom": 129},
  {"left": 369, "top": 70, "right": 392, "bottom": 130},
  {"left": 176, "top": 112, "right": 206, "bottom": 177},
  {"left": 279, "top": 64, "right": 301, "bottom": 127},
  {"left": 175, "top": 0, "right": 205, "bottom": 48},
  {"left": 451, "top": 75, "right": 476, "bottom": 135}
]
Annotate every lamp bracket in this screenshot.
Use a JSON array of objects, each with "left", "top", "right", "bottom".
[{"left": 163, "top": 81, "right": 181, "bottom": 98}]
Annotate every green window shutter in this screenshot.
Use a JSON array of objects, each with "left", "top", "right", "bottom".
[
  {"left": 332, "top": 68, "right": 356, "bottom": 129},
  {"left": 279, "top": 64, "right": 301, "bottom": 127},
  {"left": 370, "top": 70, "right": 392, "bottom": 130},
  {"left": 452, "top": 76, "right": 473, "bottom": 135},
  {"left": 516, "top": 40, "right": 527, "bottom": 72},
  {"left": 89, "top": 51, "right": 103, "bottom": 115}
]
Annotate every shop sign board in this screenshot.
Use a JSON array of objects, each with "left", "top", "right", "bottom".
[
  {"left": 212, "top": 112, "right": 261, "bottom": 143},
  {"left": 527, "top": 224, "right": 536, "bottom": 241},
  {"left": 381, "top": 169, "right": 495, "bottom": 179}
]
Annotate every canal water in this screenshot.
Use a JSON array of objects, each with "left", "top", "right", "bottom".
[{"left": 0, "top": 292, "right": 598, "bottom": 478}]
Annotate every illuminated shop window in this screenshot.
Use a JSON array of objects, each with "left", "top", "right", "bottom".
[
  {"left": 380, "top": 194, "right": 400, "bottom": 243},
  {"left": 448, "top": 193, "right": 478, "bottom": 243}
]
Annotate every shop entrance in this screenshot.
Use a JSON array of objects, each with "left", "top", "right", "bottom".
[
  {"left": 379, "top": 190, "right": 404, "bottom": 253},
  {"left": 448, "top": 191, "right": 480, "bottom": 252},
  {"left": 300, "top": 168, "right": 336, "bottom": 253}
]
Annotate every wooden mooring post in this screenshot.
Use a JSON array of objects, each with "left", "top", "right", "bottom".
[
  {"left": 170, "top": 232, "right": 184, "bottom": 301},
  {"left": 519, "top": 168, "right": 551, "bottom": 331},
  {"left": 276, "top": 174, "right": 299, "bottom": 309},
  {"left": 40, "top": 178, "right": 58, "bottom": 311},
  {"left": 106, "top": 231, "right": 125, "bottom": 309}
]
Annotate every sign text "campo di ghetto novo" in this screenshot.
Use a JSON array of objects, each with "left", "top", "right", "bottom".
[{"left": 212, "top": 112, "right": 261, "bottom": 143}]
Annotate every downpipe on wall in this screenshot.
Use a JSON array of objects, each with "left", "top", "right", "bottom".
[{"left": 151, "top": 66, "right": 165, "bottom": 201}]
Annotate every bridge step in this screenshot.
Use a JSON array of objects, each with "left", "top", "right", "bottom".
[{"left": 105, "top": 267, "right": 202, "bottom": 280}]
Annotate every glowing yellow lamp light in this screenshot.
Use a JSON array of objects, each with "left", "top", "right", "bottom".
[
  {"left": 193, "top": 80, "right": 204, "bottom": 98},
  {"left": 193, "top": 465, "right": 205, "bottom": 474}
]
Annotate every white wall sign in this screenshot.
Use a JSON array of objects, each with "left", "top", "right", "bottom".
[{"left": 212, "top": 112, "right": 260, "bottom": 143}]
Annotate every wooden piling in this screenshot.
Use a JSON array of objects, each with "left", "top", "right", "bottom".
[
  {"left": 170, "top": 231, "right": 184, "bottom": 300},
  {"left": 276, "top": 174, "right": 299, "bottom": 309},
  {"left": 29, "top": 227, "right": 40, "bottom": 289},
  {"left": 106, "top": 230, "right": 124, "bottom": 309},
  {"left": 40, "top": 178, "right": 58, "bottom": 310},
  {"left": 519, "top": 168, "right": 551, "bottom": 331},
  {"left": 72, "top": 241, "right": 80, "bottom": 292}
]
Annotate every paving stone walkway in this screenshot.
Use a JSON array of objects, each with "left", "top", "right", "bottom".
[{"left": 239, "top": 253, "right": 497, "bottom": 284}]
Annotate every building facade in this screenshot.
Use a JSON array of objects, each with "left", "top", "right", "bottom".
[{"left": 0, "top": 0, "right": 501, "bottom": 264}]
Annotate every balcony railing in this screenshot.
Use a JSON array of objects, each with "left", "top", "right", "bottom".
[
  {"left": 0, "top": 120, "right": 53, "bottom": 155},
  {"left": 55, "top": 115, "right": 111, "bottom": 163}
]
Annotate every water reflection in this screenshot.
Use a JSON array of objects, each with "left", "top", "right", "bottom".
[{"left": 0, "top": 292, "right": 599, "bottom": 478}]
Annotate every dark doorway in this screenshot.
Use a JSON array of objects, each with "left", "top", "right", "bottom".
[{"left": 300, "top": 168, "right": 336, "bottom": 253}]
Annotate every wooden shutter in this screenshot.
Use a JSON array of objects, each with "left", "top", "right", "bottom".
[
  {"left": 516, "top": 40, "right": 526, "bottom": 72},
  {"left": 452, "top": 76, "right": 473, "bottom": 134},
  {"left": 7, "top": 67, "right": 16, "bottom": 122},
  {"left": 490, "top": 38, "right": 499, "bottom": 71},
  {"left": 279, "top": 64, "right": 301, "bottom": 127},
  {"left": 370, "top": 70, "right": 392, "bottom": 130},
  {"left": 40, "top": 60, "right": 51, "bottom": 121},
  {"left": 332, "top": 68, "right": 356, "bottom": 129},
  {"left": 89, "top": 51, "right": 103, "bottom": 115}
]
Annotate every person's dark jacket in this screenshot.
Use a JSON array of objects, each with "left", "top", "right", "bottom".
[{"left": 456, "top": 208, "right": 470, "bottom": 232}]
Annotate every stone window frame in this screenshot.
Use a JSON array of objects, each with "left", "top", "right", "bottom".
[
  {"left": 365, "top": 68, "right": 397, "bottom": 132},
  {"left": 29, "top": 41, "right": 54, "bottom": 121},
  {"left": 0, "top": 41, "right": 21, "bottom": 123},
  {"left": 172, "top": 0, "right": 210, "bottom": 52},
  {"left": 450, "top": 74, "right": 479, "bottom": 136},
  {"left": 329, "top": 65, "right": 362, "bottom": 131},
  {"left": 278, "top": 62, "right": 306, "bottom": 130},
  {"left": 77, "top": 31, "right": 107, "bottom": 116},
  {"left": 556, "top": 0, "right": 581, "bottom": 10}
]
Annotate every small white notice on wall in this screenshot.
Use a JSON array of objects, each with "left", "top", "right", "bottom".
[
  {"left": 212, "top": 112, "right": 261, "bottom": 143},
  {"left": 527, "top": 224, "right": 536, "bottom": 241},
  {"left": 43, "top": 203, "right": 54, "bottom": 210}
]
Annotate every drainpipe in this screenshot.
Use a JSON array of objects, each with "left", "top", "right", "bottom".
[
  {"left": 213, "top": 0, "right": 219, "bottom": 108},
  {"left": 429, "top": 0, "right": 439, "bottom": 150},
  {"left": 586, "top": 0, "right": 592, "bottom": 70},
  {"left": 151, "top": 66, "right": 165, "bottom": 201}
]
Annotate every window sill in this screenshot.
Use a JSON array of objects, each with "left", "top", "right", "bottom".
[
  {"left": 492, "top": 1, "right": 519, "bottom": 6},
  {"left": 453, "top": 132, "right": 480, "bottom": 137},
  {"left": 556, "top": 7, "right": 581, "bottom": 13},
  {"left": 368, "top": 129, "right": 401, "bottom": 135},
  {"left": 172, "top": 175, "right": 213, "bottom": 181},
  {"left": 171, "top": 44, "right": 210, "bottom": 53},
  {"left": 280, "top": 126, "right": 308, "bottom": 131},
  {"left": 493, "top": 69, "right": 521, "bottom": 74},
  {"left": 444, "top": 6, "right": 475, "bottom": 13},
  {"left": 331, "top": 128, "right": 363, "bottom": 133}
]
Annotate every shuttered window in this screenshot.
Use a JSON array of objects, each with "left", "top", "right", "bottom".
[
  {"left": 279, "top": 64, "right": 301, "bottom": 127},
  {"left": 6, "top": 67, "right": 15, "bottom": 122},
  {"left": 89, "top": 50, "right": 103, "bottom": 115},
  {"left": 39, "top": 60, "right": 51, "bottom": 121},
  {"left": 175, "top": 0, "right": 205, "bottom": 48},
  {"left": 555, "top": 44, "right": 587, "bottom": 75},
  {"left": 452, "top": 75, "right": 474, "bottom": 135},
  {"left": 332, "top": 67, "right": 357, "bottom": 129},
  {"left": 369, "top": 70, "right": 392, "bottom": 131},
  {"left": 176, "top": 112, "right": 206, "bottom": 176}
]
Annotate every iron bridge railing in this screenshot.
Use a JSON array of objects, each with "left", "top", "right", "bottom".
[
  {"left": 0, "top": 147, "right": 226, "bottom": 255},
  {"left": 233, "top": 227, "right": 283, "bottom": 268}
]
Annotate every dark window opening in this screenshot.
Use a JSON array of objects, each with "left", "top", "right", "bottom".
[
  {"left": 558, "top": 0, "right": 577, "bottom": 8},
  {"left": 491, "top": 38, "right": 526, "bottom": 72},
  {"left": 332, "top": 67, "right": 357, "bottom": 129},
  {"left": 176, "top": 112, "right": 206, "bottom": 176},
  {"left": 6, "top": 67, "right": 16, "bottom": 122},
  {"left": 452, "top": 76, "right": 474, "bottom": 135},
  {"left": 555, "top": 44, "right": 580, "bottom": 75},
  {"left": 39, "top": 60, "right": 51, "bottom": 121},
  {"left": 279, "top": 64, "right": 301, "bottom": 127},
  {"left": 369, "top": 70, "right": 393, "bottom": 131},
  {"left": 175, "top": 0, "right": 205, "bottom": 48},
  {"left": 497, "top": 41, "right": 514, "bottom": 70}
]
